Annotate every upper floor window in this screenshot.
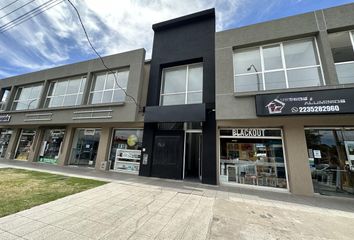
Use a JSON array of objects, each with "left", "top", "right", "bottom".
[
  {"left": 160, "top": 63, "right": 203, "bottom": 106},
  {"left": 12, "top": 84, "right": 43, "bottom": 110},
  {"left": 89, "top": 70, "right": 129, "bottom": 104},
  {"left": 233, "top": 38, "right": 323, "bottom": 93},
  {"left": 45, "top": 76, "right": 86, "bottom": 108},
  {"left": 0, "top": 88, "right": 10, "bottom": 111},
  {"left": 329, "top": 31, "right": 354, "bottom": 84}
]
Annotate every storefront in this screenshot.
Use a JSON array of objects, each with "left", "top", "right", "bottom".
[
  {"left": 0, "top": 128, "right": 12, "bottom": 158},
  {"left": 38, "top": 129, "right": 65, "bottom": 164},
  {"left": 109, "top": 129, "right": 143, "bottom": 174},
  {"left": 14, "top": 129, "right": 36, "bottom": 161},
  {"left": 219, "top": 128, "right": 288, "bottom": 190},
  {"left": 69, "top": 128, "right": 101, "bottom": 167},
  {"left": 305, "top": 128, "right": 354, "bottom": 197}
]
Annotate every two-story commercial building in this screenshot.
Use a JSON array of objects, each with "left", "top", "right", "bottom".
[{"left": 1, "top": 3, "right": 354, "bottom": 197}]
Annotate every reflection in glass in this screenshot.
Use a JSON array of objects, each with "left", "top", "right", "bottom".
[
  {"left": 336, "top": 62, "right": 354, "bottom": 84},
  {"left": 305, "top": 129, "right": 354, "bottom": 197},
  {"left": 284, "top": 39, "right": 318, "bottom": 68},
  {"left": 263, "top": 45, "right": 283, "bottom": 70},
  {"left": 264, "top": 71, "right": 286, "bottom": 90},
  {"left": 287, "top": 67, "right": 322, "bottom": 88},
  {"left": 235, "top": 74, "right": 263, "bottom": 92},
  {"left": 234, "top": 48, "right": 261, "bottom": 74}
]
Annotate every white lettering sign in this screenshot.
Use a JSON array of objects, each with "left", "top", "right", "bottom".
[{"left": 232, "top": 128, "right": 266, "bottom": 137}]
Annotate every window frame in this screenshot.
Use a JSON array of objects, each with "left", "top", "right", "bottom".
[
  {"left": 89, "top": 69, "right": 129, "bottom": 105},
  {"left": 12, "top": 84, "right": 43, "bottom": 110},
  {"left": 45, "top": 75, "right": 86, "bottom": 108},
  {"left": 233, "top": 37, "right": 325, "bottom": 93},
  {"left": 159, "top": 63, "right": 203, "bottom": 106}
]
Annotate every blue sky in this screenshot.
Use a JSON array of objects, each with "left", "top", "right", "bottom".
[{"left": 0, "top": 0, "right": 353, "bottom": 79}]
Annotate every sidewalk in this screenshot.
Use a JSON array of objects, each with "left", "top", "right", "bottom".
[{"left": 1, "top": 160, "right": 354, "bottom": 240}]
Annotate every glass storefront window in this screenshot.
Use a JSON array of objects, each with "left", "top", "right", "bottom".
[
  {"left": 38, "top": 129, "right": 65, "bottom": 164},
  {"left": 0, "top": 129, "right": 13, "bottom": 158},
  {"left": 109, "top": 129, "right": 143, "bottom": 173},
  {"left": 15, "top": 129, "right": 36, "bottom": 161},
  {"left": 219, "top": 128, "right": 287, "bottom": 189},
  {"left": 69, "top": 128, "right": 101, "bottom": 167},
  {"left": 305, "top": 128, "right": 354, "bottom": 197}
]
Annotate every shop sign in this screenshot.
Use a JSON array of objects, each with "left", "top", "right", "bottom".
[
  {"left": 256, "top": 88, "right": 354, "bottom": 116},
  {"left": 84, "top": 129, "right": 95, "bottom": 136},
  {"left": 0, "top": 114, "right": 11, "bottom": 122},
  {"left": 232, "top": 128, "right": 265, "bottom": 137}
]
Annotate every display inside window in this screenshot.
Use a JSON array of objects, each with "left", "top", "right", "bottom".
[
  {"left": 15, "top": 129, "right": 36, "bottom": 160},
  {"left": 12, "top": 85, "right": 43, "bottom": 110},
  {"left": 305, "top": 129, "right": 354, "bottom": 196},
  {"left": 45, "top": 76, "right": 86, "bottom": 108},
  {"left": 109, "top": 129, "right": 143, "bottom": 173},
  {"left": 89, "top": 70, "right": 129, "bottom": 104},
  {"left": 233, "top": 38, "right": 322, "bottom": 92},
  {"left": 0, "top": 129, "right": 13, "bottom": 158},
  {"left": 38, "top": 129, "right": 65, "bottom": 164},
  {"left": 219, "top": 129, "right": 287, "bottom": 189},
  {"left": 160, "top": 63, "right": 203, "bottom": 106},
  {"left": 329, "top": 31, "right": 354, "bottom": 84}
]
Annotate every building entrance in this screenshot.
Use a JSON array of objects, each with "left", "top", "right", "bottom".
[
  {"left": 69, "top": 128, "right": 101, "bottom": 167},
  {"left": 184, "top": 132, "right": 202, "bottom": 180},
  {"left": 15, "top": 129, "right": 36, "bottom": 161}
]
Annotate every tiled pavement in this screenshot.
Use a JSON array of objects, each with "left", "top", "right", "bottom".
[{"left": 1, "top": 160, "right": 354, "bottom": 240}]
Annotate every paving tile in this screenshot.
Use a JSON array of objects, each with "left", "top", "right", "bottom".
[
  {"left": 0, "top": 231, "right": 22, "bottom": 240},
  {"left": 22, "top": 225, "right": 63, "bottom": 240},
  {"left": 8, "top": 220, "right": 47, "bottom": 237},
  {"left": 0, "top": 216, "right": 33, "bottom": 231}
]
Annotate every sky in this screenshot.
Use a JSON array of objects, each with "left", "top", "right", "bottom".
[{"left": 0, "top": 0, "right": 353, "bottom": 79}]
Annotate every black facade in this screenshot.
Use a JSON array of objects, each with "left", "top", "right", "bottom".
[{"left": 139, "top": 9, "right": 216, "bottom": 184}]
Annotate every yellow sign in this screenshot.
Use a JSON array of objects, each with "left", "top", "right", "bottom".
[{"left": 127, "top": 135, "right": 138, "bottom": 147}]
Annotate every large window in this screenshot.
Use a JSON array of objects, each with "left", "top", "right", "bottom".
[
  {"left": 219, "top": 128, "right": 287, "bottom": 189},
  {"left": 89, "top": 70, "right": 129, "bottom": 104},
  {"left": 305, "top": 128, "right": 354, "bottom": 197},
  {"left": 12, "top": 84, "right": 43, "bottom": 110},
  {"left": 45, "top": 76, "right": 86, "bottom": 108},
  {"left": 329, "top": 31, "right": 354, "bottom": 84},
  {"left": 109, "top": 129, "right": 143, "bottom": 173},
  {"left": 233, "top": 38, "right": 323, "bottom": 92},
  {"left": 160, "top": 63, "right": 203, "bottom": 106}
]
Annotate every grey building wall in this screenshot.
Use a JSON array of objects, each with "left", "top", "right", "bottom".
[
  {"left": 215, "top": 3, "right": 354, "bottom": 121},
  {"left": 0, "top": 48, "right": 146, "bottom": 127}
]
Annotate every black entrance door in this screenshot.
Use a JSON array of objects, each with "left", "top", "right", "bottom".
[{"left": 151, "top": 131, "right": 184, "bottom": 179}]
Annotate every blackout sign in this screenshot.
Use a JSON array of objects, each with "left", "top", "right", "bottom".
[{"left": 256, "top": 88, "right": 354, "bottom": 116}]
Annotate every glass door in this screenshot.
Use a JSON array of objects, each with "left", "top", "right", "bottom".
[
  {"left": 0, "top": 129, "right": 12, "bottom": 158},
  {"left": 305, "top": 129, "right": 354, "bottom": 197},
  {"left": 15, "top": 129, "right": 36, "bottom": 161},
  {"left": 69, "top": 128, "right": 101, "bottom": 167},
  {"left": 38, "top": 129, "right": 65, "bottom": 164},
  {"left": 184, "top": 132, "right": 202, "bottom": 180}
]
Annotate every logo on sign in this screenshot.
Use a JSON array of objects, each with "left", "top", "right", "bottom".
[
  {"left": 265, "top": 99, "right": 285, "bottom": 114},
  {"left": 0, "top": 115, "right": 11, "bottom": 122}
]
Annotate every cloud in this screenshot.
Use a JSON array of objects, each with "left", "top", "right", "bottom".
[{"left": 0, "top": 0, "right": 245, "bottom": 78}]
